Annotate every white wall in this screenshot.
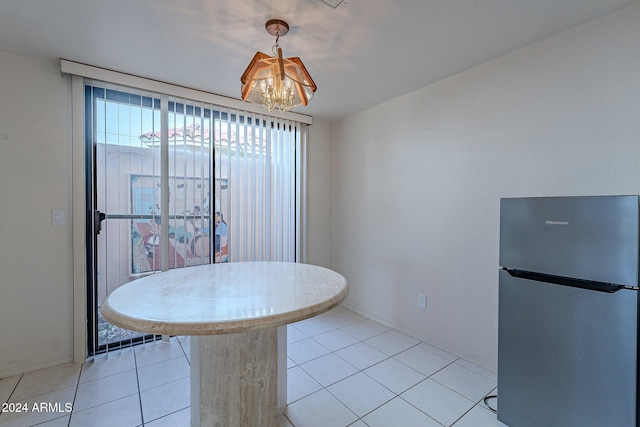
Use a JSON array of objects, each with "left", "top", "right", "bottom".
[
  {"left": 329, "top": 4, "right": 640, "bottom": 368},
  {"left": 0, "top": 52, "right": 74, "bottom": 376},
  {"left": 307, "top": 120, "right": 332, "bottom": 268}
]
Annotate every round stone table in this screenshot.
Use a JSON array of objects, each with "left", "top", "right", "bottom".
[{"left": 100, "top": 261, "right": 348, "bottom": 427}]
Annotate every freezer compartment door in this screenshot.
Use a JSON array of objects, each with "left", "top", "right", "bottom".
[
  {"left": 500, "top": 195, "right": 639, "bottom": 286},
  {"left": 498, "top": 270, "right": 638, "bottom": 427}
]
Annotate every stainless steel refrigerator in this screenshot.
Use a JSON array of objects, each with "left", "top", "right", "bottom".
[{"left": 498, "top": 195, "right": 640, "bottom": 427}]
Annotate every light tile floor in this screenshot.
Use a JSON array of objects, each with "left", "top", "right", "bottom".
[{"left": 0, "top": 306, "right": 505, "bottom": 427}]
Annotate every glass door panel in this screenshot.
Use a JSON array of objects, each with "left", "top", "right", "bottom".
[
  {"left": 87, "top": 85, "right": 213, "bottom": 354},
  {"left": 88, "top": 84, "right": 164, "bottom": 353}
]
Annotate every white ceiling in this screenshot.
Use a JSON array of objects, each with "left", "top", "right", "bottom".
[{"left": 0, "top": 0, "right": 636, "bottom": 122}]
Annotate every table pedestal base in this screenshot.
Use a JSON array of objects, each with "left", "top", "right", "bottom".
[{"left": 190, "top": 326, "right": 287, "bottom": 427}]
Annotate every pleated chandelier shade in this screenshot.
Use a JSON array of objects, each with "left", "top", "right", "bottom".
[{"left": 241, "top": 19, "right": 317, "bottom": 113}]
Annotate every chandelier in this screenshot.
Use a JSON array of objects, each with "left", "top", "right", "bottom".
[{"left": 241, "top": 19, "right": 317, "bottom": 113}]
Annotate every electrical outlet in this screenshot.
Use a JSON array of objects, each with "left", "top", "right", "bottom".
[
  {"left": 418, "top": 293, "right": 426, "bottom": 309},
  {"left": 51, "top": 209, "right": 65, "bottom": 226}
]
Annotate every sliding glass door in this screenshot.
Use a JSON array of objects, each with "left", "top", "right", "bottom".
[{"left": 85, "top": 81, "right": 303, "bottom": 356}]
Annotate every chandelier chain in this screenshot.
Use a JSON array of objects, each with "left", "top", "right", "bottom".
[{"left": 272, "top": 30, "right": 281, "bottom": 56}]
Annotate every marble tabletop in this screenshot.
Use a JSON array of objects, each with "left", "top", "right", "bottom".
[{"left": 101, "top": 261, "right": 349, "bottom": 336}]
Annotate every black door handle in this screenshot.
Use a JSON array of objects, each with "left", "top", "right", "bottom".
[{"left": 95, "top": 210, "right": 106, "bottom": 235}]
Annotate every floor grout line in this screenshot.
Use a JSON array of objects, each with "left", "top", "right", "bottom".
[
  {"left": 133, "top": 345, "right": 145, "bottom": 427},
  {"left": 4, "top": 309, "right": 501, "bottom": 427}
]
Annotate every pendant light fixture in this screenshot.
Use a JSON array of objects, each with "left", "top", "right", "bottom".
[{"left": 241, "top": 19, "right": 317, "bottom": 113}]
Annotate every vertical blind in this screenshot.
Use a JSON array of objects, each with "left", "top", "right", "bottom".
[
  {"left": 161, "top": 95, "right": 302, "bottom": 264},
  {"left": 85, "top": 79, "right": 306, "bottom": 353},
  {"left": 216, "top": 109, "right": 299, "bottom": 262}
]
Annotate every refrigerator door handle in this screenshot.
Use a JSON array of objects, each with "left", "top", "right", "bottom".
[{"left": 503, "top": 268, "right": 624, "bottom": 293}]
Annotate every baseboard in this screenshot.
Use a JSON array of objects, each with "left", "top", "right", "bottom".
[
  {"left": 339, "top": 302, "right": 497, "bottom": 374},
  {"left": 0, "top": 355, "right": 75, "bottom": 379}
]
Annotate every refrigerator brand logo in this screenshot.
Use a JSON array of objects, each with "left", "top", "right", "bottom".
[{"left": 545, "top": 220, "right": 569, "bottom": 225}]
